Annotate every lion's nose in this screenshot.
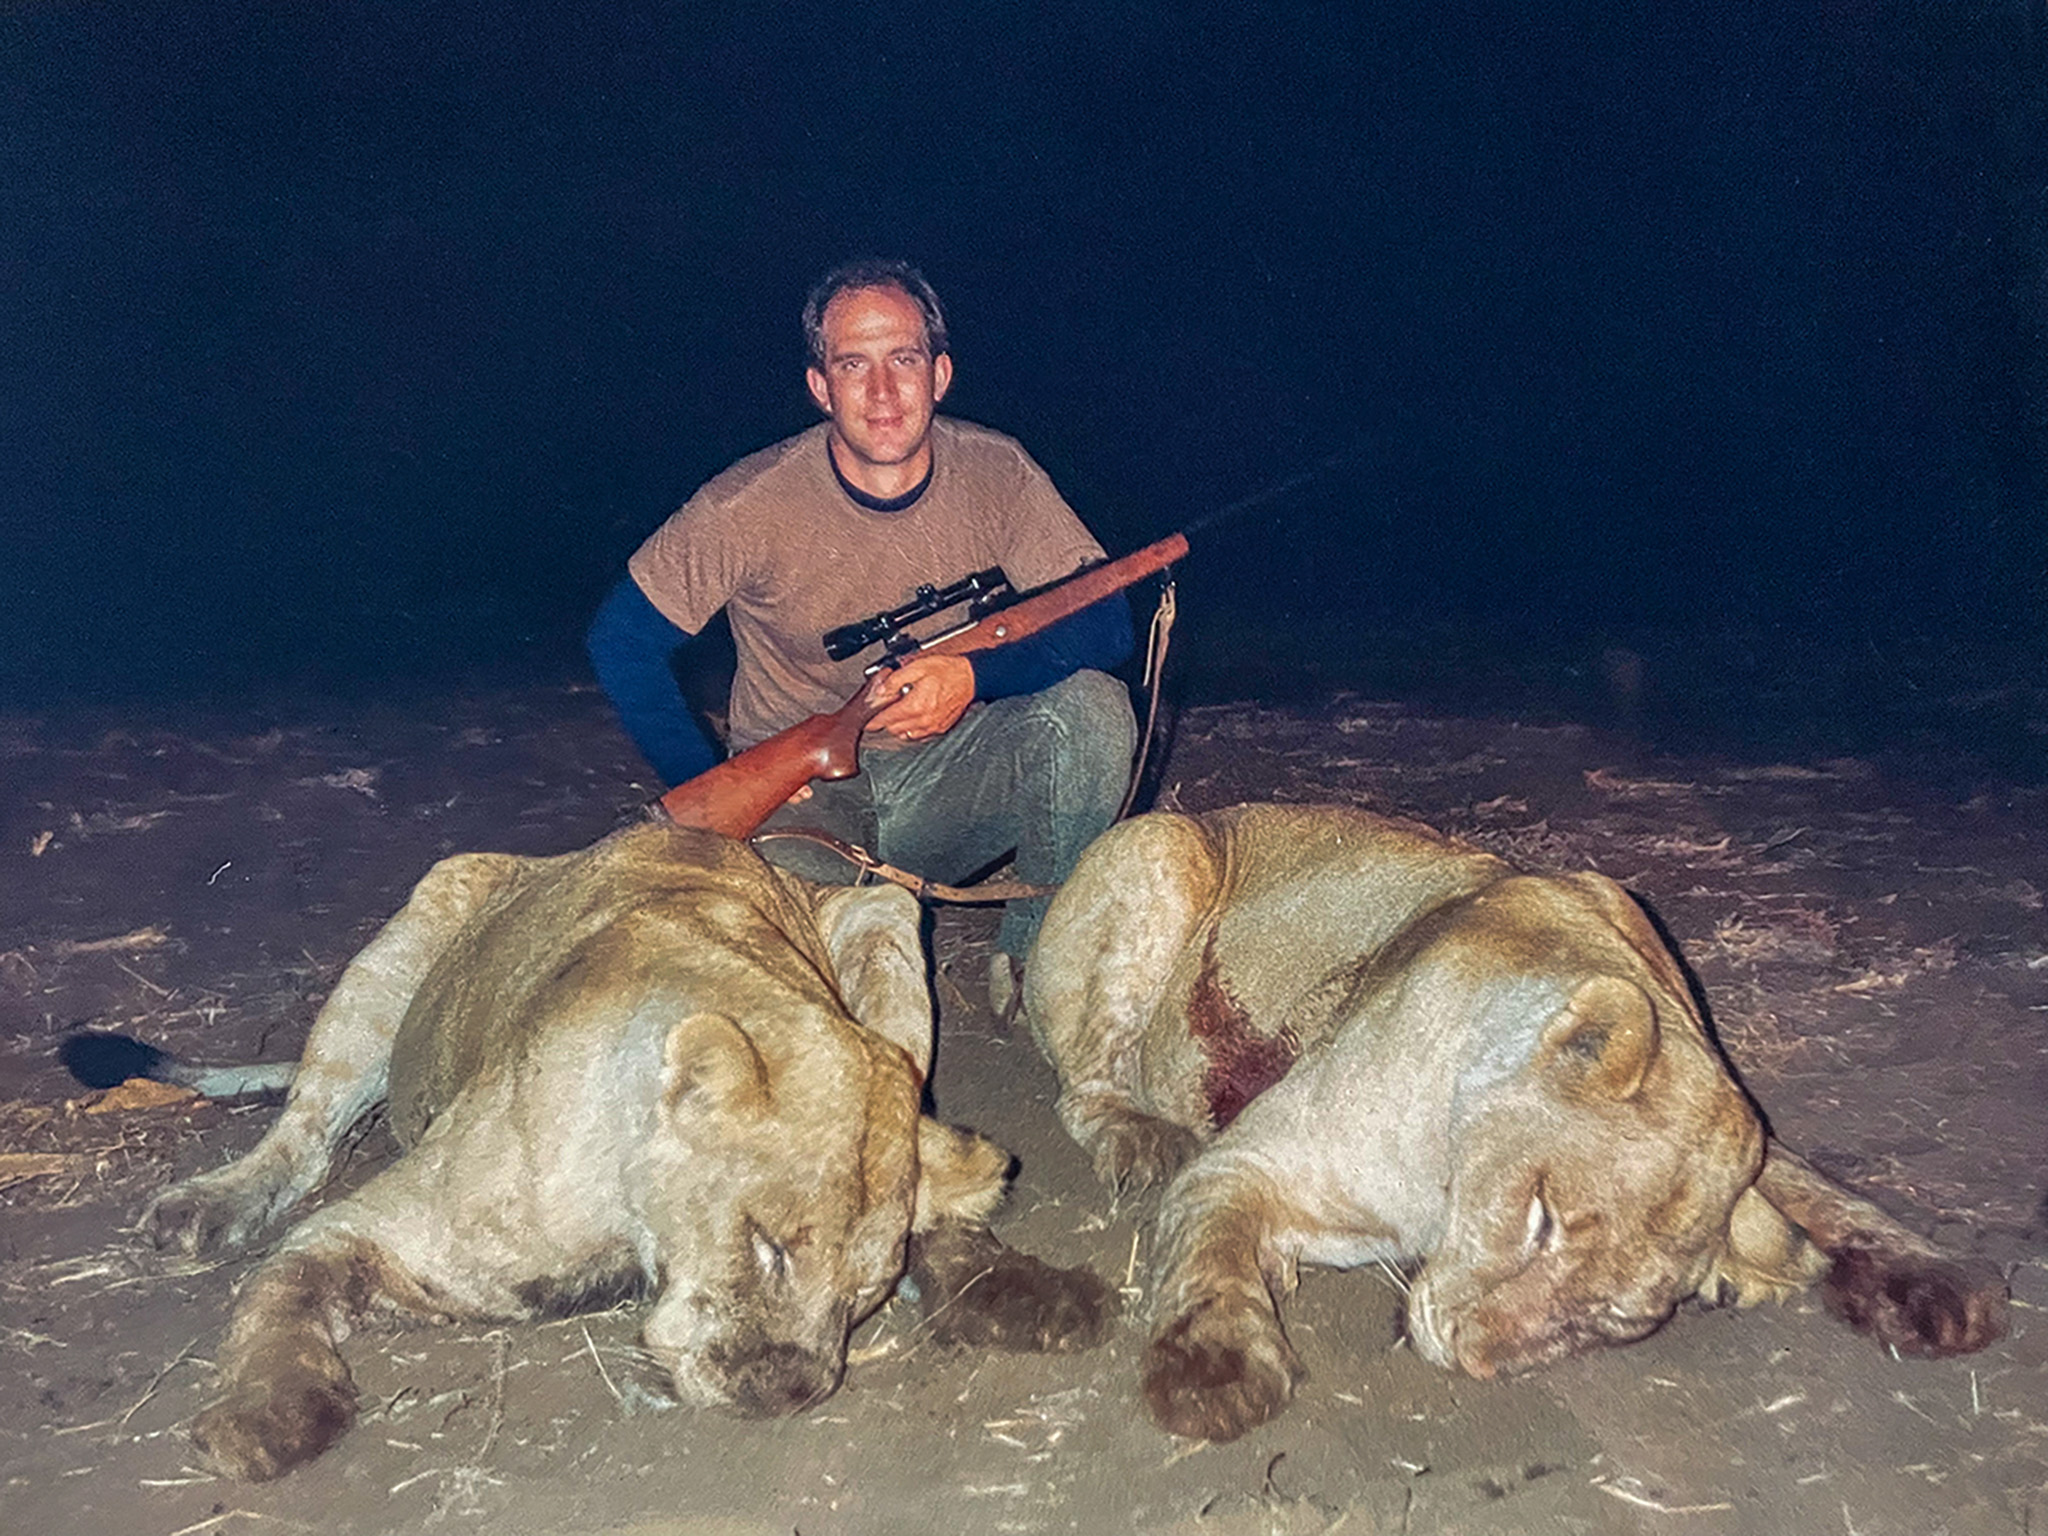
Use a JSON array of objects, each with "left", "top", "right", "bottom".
[{"left": 719, "top": 1342, "right": 843, "bottom": 1418}]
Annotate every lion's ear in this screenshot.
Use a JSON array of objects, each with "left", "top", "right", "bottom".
[
  {"left": 1542, "top": 976, "right": 1658, "bottom": 1099},
  {"left": 662, "top": 1012, "right": 769, "bottom": 1116}
]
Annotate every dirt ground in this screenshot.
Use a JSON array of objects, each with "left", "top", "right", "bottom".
[{"left": 2, "top": 680, "right": 2044, "bottom": 1536}]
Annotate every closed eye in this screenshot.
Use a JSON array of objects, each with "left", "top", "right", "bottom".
[
  {"left": 752, "top": 1229, "right": 789, "bottom": 1285},
  {"left": 1525, "top": 1190, "right": 1558, "bottom": 1256}
]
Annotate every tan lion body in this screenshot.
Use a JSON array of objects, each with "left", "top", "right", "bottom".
[
  {"left": 146, "top": 821, "right": 1106, "bottom": 1481},
  {"left": 1026, "top": 803, "right": 2004, "bottom": 1441}
]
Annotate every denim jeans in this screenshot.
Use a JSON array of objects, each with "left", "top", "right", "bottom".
[{"left": 755, "top": 670, "right": 1136, "bottom": 959}]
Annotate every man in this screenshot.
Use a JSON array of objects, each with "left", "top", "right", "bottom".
[{"left": 586, "top": 260, "right": 1136, "bottom": 1019}]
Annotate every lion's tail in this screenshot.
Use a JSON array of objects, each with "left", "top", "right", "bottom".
[{"left": 57, "top": 1030, "right": 296, "bottom": 1098}]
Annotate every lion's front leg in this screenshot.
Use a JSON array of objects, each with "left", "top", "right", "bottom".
[
  {"left": 1141, "top": 1159, "right": 1308, "bottom": 1442},
  {"left": 192, "top": 1225, "right": 445, "bottom": 1482},
  {"left": 145, "top": 853, "right": 523, "bottom": 1257},
  {"left": 192, "top": 1151, "right": 485, "bottom": 1482},
  {"left": 1751, "top": 1144, "right": 2006, "bottom": 1357}
]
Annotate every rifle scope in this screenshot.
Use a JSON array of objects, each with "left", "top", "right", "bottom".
[{"left": 821, "top": 566, "right": 1010, "bottom": 661}]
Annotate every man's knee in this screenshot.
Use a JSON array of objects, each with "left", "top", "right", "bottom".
[{"left": 1033, "top": 670, "right": 1137, "bottom": 779}]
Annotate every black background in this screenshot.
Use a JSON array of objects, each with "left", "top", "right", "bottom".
[{"left": 7, "top": 2, "right": 2044, "bottom": 777}]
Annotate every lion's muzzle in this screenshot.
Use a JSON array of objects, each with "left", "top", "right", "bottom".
[
  {"left": 1410, "top": 1271, "right": 1676, "bottom": 1379},
  {"left": 708, "top": 1338, "right": 847, "bottom": 1418}
]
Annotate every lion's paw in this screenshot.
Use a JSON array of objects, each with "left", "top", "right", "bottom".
[
  {"left": 1823, "top": 1245, "right": 2007, "bottom": 1358},
  {"left": 142, "top": 1177, "right": 275, "bottom": 1257},
  {"left": 192, "top": 1374, "right": 356, "bottom": 1483},
  {"left": 910, "top": 1222, "right": 1117, "bottom": 1353},
  {"left": 1089, "top": 1111, "right": 1202, "bottom": 1196},
  {"left": 931, "top": 1249, "right": 1117, "bottom": 1354},
  {"left": 1142, "top": 1295, "right": 1304, "bottom": 1442}
]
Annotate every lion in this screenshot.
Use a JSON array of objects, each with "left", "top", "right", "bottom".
[
  {"left": 1023, "top": 803, "right": 2006, "bottom": 1442},
  {"left": 96, "top": 821, "right": 1110, "bottom": 1481}
]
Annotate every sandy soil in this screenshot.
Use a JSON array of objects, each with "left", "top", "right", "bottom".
[{"left": 1, "top": 681, "right": 2043, "bottom": 1536}]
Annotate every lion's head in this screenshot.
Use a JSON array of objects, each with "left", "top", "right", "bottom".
[
  {"left": 1394, "top": 873, "right": 1769, "bottom": 1378},
  {"left": 636, "top": 1008, "right": 927, "bottom": 1415}
]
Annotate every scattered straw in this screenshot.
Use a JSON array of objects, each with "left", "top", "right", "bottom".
[
  {"left": 472, "top": 1330, "right": 510, "bottom": 1464},
  {"left": 579, "top": 1322, "right": 624, "bottom": 1406},
  {"left": 0, "top": 1153, "right": 91, "bottom": 1190},
  {"left": 1584, "top": 768, "right": 1699, "bottom": 798},
  {"left": 303, "top": 767, "right": 381, "bottom": 798},
  {"left": 167, "top": 1513, "right": 266, "bottom": 1536},
  {"left": 53, "top": 926, "right": 170, "bottom": 957},
  {"left": 960, "top": 1482, "right": 1032, "bottom": 1499},
  {"left": 117, "top": 1334, "right": 206, "bottom": 1429},
  {"left": 1593, "top": 1477, "right": 1733, "bottom": 1514},
  {"left": 1118, "top": 1228, "right": 1145, "bottom": 1306},
  {"left": 1707, "top": 991, "right": 1801, "bottom": 1077},
  {"left": 1831, "top": 968, "right": 1909, "bottom": 995},
  {"left": 845, "top": 1335, "right": 901, "bottom": 1366},
  {"left": 68, "top": 810, "right": 176, "bottom": 837},
  {"left": 1891, "top": 1390, "right": 1939, "bottom": 1425},
  {"left": 85, "top": 1080, "right": 199, "bottom": 1114},
  {"left": 112, "top": 957, "right": 174, "bottom": 997},
  {"left": 1707, "top": 907, "right": 1840, "bottom": 967}
]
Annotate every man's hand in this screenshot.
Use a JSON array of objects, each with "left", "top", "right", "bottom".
[{"left": 865, "top": 654, "right": 975, "bottom": 741}]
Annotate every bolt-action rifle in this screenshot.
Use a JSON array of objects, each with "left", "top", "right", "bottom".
[{"left": 656, "top": 531, "right": 1189, "bottom": 837}]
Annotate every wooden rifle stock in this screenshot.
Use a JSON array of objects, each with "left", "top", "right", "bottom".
[{"left": 657, "top": 531, "right": 1189, "bottom": 837}]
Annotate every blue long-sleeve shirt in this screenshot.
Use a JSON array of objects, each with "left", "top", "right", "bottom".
[{"left": 586, "top": 574, "right": 1134, "bottom": 788}]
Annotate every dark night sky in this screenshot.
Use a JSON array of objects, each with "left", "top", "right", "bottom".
[{"left": 5, "top": 2, "right": 2043, "bottom": 775}]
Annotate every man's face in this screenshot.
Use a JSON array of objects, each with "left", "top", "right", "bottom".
[{"left": 805, "top": 285, "right": 953, "bottom": 483}]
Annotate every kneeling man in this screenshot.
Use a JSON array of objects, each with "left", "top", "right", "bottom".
[{"left": 587, "top": 260, "right": 1135, "bottom": 1019}]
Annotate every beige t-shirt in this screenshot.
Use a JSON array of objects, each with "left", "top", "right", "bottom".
[{"left": 629, "top": 417, "right": 1105, "bottom": 751}]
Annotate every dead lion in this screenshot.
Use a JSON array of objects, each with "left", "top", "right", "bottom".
[
  {"left": 104, "top": 821, "right": 1110, "bottom": 1480},
  {"left": 1024, "top": 803, "right": 2005, "bottom": 1442}
]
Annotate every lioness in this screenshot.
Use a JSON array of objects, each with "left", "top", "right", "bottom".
[
  {"left": 116, "top": 821, "right": 1109, "bottom": 1481},
  {"left": 1025, "top": 803, "right": 2005, "bottom": 1442}
]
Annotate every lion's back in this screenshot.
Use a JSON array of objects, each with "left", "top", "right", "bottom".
[
  {"left": 386, "top": 823, "right": 827, "bottom": 1144},
  {"left": 1031, "top": 804, "right": 1514, "bottom": 1137},
  {"left": 1197, "top": 804, "right": 1509, "bottom": 1046}
]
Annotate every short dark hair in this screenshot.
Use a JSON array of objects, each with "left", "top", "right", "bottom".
[{"left": 802, "top": 259, "right": 949, "bottom": 369}]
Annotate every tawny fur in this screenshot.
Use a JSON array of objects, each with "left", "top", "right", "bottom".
[
  {"left": 146, "top": 822, "right": 1108, "bottom": 1481},
  {"left": 1026, "top": 804, "right": 2006, "bottom": 1441}
]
